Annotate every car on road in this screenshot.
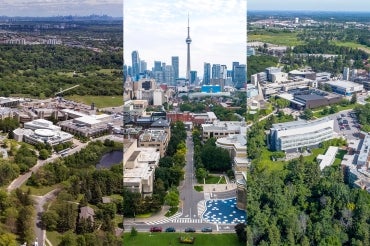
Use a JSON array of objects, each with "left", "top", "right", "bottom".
[
  {"left": 165, "top": 227, "right": 176, "bottom": 232},
  {"left": 150, "top": 226, "right": 162, "bottom": 232},
  {"left": 341, "top": 114, "right": 345, "bottom": 117},
  {"left": 184, "top": 227, "right": 196, "bottom": 233},
  {"left": 346, "top": 126, "right": 351, "bottom": 130},
  {"left": 201, "top": 227, "right": 212, "bottom": 232}
]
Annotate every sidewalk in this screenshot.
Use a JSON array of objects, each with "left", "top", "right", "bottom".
[
  {"left": 202, "top": 183, "right": 237, "bottom": 193},
  {"left": 124, "top": 205, "right": 172, "bottom": 224}
]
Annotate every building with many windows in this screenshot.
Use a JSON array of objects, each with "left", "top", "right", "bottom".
[
  {"left": 138, "top": 129, "right": 169, "bottom": 157},
  {"left": 269, "top": 117, "right": 335, "bottom": 151},
  {"left": 123, "top": 139, "right": 160, "bottom": 197},
  {"left": 201, "top": 120, "right": 246, "bottom": 141}
]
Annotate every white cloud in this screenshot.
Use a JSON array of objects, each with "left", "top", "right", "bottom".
[{"left": 124, "top": 0, "right": 246, "bottom": 78}]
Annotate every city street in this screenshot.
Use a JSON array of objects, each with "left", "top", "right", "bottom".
[{"left": 124, "top": 131, "right": 239, "bottom": 234}]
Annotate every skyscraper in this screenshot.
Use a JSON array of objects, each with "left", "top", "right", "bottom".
[
  {"left": 186, "top": 15, "right": 192, "bottom": 82},
  {"left": 172, "top": 56, "right": 179, "bottom": 80},
  {"left": 203, "top": 63, "right": 211, "bottom": 85},
  {"left": 232, "top": 61, "right": 239, "bottom": 83},
  {"left": 212, "top": 64, "right": 221, "bottom": 79},
  {"left": 234, "top": 64, "right": 246, "bottom": 89},
  {"left": 131, "top": 50, "right": 140, "bottom": 80},
  {"left": 190, "top": 70, "right": 197, "bottom": 84},
  {"left": 140, "top": 60, "right": 147, "bottom": 73}
]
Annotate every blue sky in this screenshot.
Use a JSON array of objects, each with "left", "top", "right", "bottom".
[
  {"left": 248, "top": 0, "right": 370, "bottom": 11},
  {"left": 0, "top": 0, "right": 122, "bottom": 17},
  {"left": 124, "top": 0, "right": 246, "bottom": 78}
]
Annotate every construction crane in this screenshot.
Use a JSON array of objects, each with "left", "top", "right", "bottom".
[{"left": 55, "top": 85, "right": 80, "bottom": 96}]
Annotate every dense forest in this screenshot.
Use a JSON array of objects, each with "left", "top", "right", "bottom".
[
  {"left": 0, "top": 44, "right": 122, "bottom": 97},
  {"left": 247, "top": 157, "right": 370, "bottom": 246}
]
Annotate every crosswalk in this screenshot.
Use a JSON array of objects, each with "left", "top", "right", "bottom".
[
  {"left": 146, "top": 200, "right": 219, "bottom": 225},
  {"left": 146, "top": 217, "right": 204, "bottom": 225}
]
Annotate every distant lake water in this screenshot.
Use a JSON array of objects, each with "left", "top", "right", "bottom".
[{"left": 97, "top": 150, "right": 123, "bottom": 169}]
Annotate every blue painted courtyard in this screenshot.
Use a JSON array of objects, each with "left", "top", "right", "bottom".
[{"left": 202, "top": 198, "right": 246, "bottom": 224}]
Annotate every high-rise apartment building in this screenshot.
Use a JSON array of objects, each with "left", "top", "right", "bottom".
[
  {"left": 203, "top": 62, "right": 211, "bottom": 85},
  {"left": 212, "top": 64, "right": 221, "bottom": 79},
  {"left": 131, "top": 50, "right": 140, "bottom": 80},
  {"left": 190, "top": 70, "right": 197, "bottom": 84},
  {"left": 172, "top": 56, "right": 179, "bottom": 80},
  {"left": 234, "top": 64, "right": 246, "bottom": 89},
  {"left": 153, "top": 61, "right": 162, "bottom": 72},
  {"left": 232, "top": 61, "right": 239, "bottom": 83},
  {"left": 140, "top": 60, "right": 147, "bottom": 73}
]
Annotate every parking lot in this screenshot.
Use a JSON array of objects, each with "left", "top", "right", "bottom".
[{"left": 328, "top": 110, "right": 360, "bottom": 140}]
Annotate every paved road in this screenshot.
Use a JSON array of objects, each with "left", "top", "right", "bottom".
[
  {"left": 33, "top": 189, "right": 61, "bottom": 246},
  {"left": 6, "top": 134, "right": 123, "bottom": 193},
  {"left": 123, "top": 131, "right": 238, "bottom": 233},
  {"left": 178, "top": 132, "right": 204, "bottom": 220}
]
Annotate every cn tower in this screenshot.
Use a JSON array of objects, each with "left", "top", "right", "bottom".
[{"left": 185, "top": 14, "right": 192, "bottom": 82}]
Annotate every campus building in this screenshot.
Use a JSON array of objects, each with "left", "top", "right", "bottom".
[
  {"left": 269, "top": 117, "right": 335, "bottom": 151},
  {"left": 138, "top": 129, "right": 169, "bottom": 157},
  {"left": 216, "top": 134, "right": 248, "bottom": 172},
  {"left": 123, "top": 139, "right": 160, "bottom": 197},
  {"left": 201, "top": 120, "right": 247, "bottom": 141},
  {"left": 324, "top": 80, "right": 363, "bottom": 96},
  {"left": 13, "top": 119, "right": 73, "bottom": 146}
]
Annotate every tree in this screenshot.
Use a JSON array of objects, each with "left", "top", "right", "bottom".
[
  {"left": 351, "top": 93, "right": 357, "bottom": 104},
  {"left": 164, "top": 190, "right": 179, "bottom": 208},
  {"left": 302, "top": 109, "right": 313, "bottom": 120},
  {"left": 0, "top": 233, "right": 17, "bottom": 246},
  {"left": 59, "top": 231, "right": 77, "bottom": 246},
  {"left": 41, "top": 210, "right": 59, "bottom": 231},
  {"left": 130, "top": 227, "right": 138, "bottom": 237},
  {"left": 235, "top": 223, "right": 246, "bottom": 243},
  {"left": 39, "top": 149, "right": 50, "bottom": 160},
  {"left": 195, "top": 168, "right": 208, "bottom": 183}
]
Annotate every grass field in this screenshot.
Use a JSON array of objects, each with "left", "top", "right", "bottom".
[
  {"left": 331, "top": 41, "right": 370, "bottom": 54},
  {"left": 20, "top": 184, "right": 61, "bottom": 196},
  {"left": 259, "top": 148, "right": 287, "bottom": 171},
  {"left": 46, "top": 231, "right": 61, "bottom": 246},
  {"left": 65, "top": 95, "right": 123, "bottom": 108},
  {"left": 123, "top": 232, "right": 244, "bottom": 246},
  {"left": 249, "top": 32, "right": 304, "bottom": 46},
  {"left": 204, "top": 175, "right": 227, "bottom": 184}
]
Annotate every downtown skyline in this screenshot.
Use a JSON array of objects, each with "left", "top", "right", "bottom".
[
  {"left": 124, "top": 0, "right": 246, "bottom": 79},
  {"left": 0, "top": 0, "right": 122, "bottom": 17}
]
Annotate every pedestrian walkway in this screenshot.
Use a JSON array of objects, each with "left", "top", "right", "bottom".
[
  {"left": 145, "top": 212, "right": 182, "bottom": 225},
  {"left": 146, "top": 217, "right": 204, "bottom": 225},
  {"left": 197, "top": 200, "right": 206, "bottom": 217}
]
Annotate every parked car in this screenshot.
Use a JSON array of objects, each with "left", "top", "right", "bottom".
[
  {"left": 184, "top": 227, "right": 196, "bottom": 233},
  {"left": 201, "top": 227, "right": 212, "bottom": 232},
  {"left": 150, "top": 226, "right": 162, "bottom": 232},
  {"left": 165, "top": 227, "right": 176, "bottom": 232}
]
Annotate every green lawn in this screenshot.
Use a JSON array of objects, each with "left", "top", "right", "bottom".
[
  {"left": 165, "top": 207, "right": 178, "bottom": 217},
  {"left": 194, "top": 185, "right": 204, "bottom": 192},
  {"left": 64, "top": 95, "right": 123, "bottom": 108},
  {"left": 204, "top": 175, "right": 226, "bottom": 184},
  {"left": 21, "top": 184, "right": 61, "bottom": 196},
  {"left": 46, "top": 231, "right": 62, "bottom": 246},
  {"left": 249, "top": 32, "right": 304, "bottom": 46},
  {"left": 313, "top": 104, "right": 357, "bottom": 118},
  {"left": 123, "top": 232, "right": 244, "bottom": 246},
  {"left": 259, "top": 148, "right": 287, "bottom": 171},
  {"left": 331, "top": 41, "right": 370, "bottom": 54}
]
